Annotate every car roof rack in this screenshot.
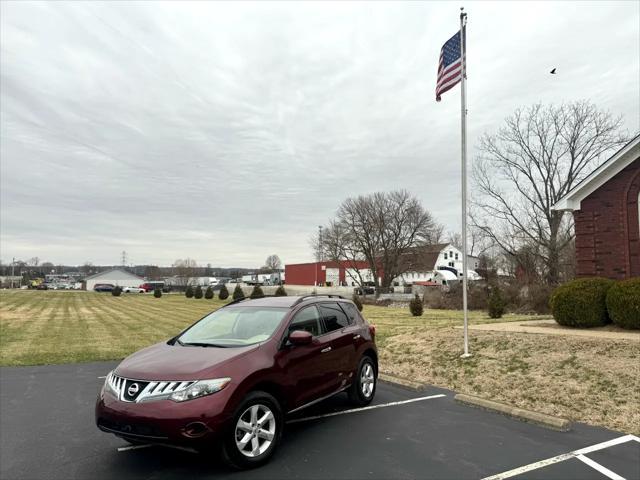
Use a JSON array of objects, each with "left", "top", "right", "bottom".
[
  {"left": 220, "top": 294, "right": 299, "bottom": 308},
  {"left": 220, "top": 297, "right": 248, "bottom": 308},
  {"left": 220, "top": 293, "right": 345, "bottom": 309},
  {"left": 291, "top": 294, "right": 344, "bottom": 307}
]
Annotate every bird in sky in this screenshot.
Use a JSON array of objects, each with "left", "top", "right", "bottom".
[{"left": 550, "top": 68, "right": 557, "bottom": 74}]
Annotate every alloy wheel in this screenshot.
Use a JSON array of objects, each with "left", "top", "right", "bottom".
[
  {"left": 361, "top": 363, "right": 375, "bottom": 398},
  {"left": 234, "top": 404, "right": 276, "bottom": 458}
]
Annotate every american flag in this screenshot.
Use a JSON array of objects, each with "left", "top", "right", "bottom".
[{"left": 435, "top": 29, "right": 464, "bottom": 102}]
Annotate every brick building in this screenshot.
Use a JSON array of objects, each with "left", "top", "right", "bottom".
[
  {"left": 285, "top": 260, "right": 371, "bottom": 287},
  {"left": 553, "top": 135, "right": 640, "bottom": 279}
]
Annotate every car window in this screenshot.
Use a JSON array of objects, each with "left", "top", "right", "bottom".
[
  {"left": 318, "top": 302, "right": 350, "bottom": 333},
  {"left": 340, "top": 302, "right": 360, "bottom": 323},
  {"left": 288, "top": 306, "right": 321, "bottom": 337},
  {"left": 179, "top": 307, "right": 288, "bottom": 346}
]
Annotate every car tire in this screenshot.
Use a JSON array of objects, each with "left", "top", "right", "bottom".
[
  {"left": 221, "top": 391, "right": 283, "bottom": 469},
  {"left": 348, "top": 355, "right": 376, "bottom": 406}
]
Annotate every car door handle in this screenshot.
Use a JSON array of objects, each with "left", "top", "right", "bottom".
[
  {"left": 320, "top": 347, "right": 332, "bottom": 353},
  {"left": 353, "top": 334, "right": 361, "bottom": 340}
]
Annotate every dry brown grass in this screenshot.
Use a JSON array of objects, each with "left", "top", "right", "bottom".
[{"left": 379, "top": 327, "right": 640, "bottom": 435}]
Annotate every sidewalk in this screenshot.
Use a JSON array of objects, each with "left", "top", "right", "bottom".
[{"left": 463, "top": 319, "right": 640, "bottom": 341}]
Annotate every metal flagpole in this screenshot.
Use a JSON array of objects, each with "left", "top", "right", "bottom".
[{"left": 460, "top": 8, "right": 471, "bottom": 358}]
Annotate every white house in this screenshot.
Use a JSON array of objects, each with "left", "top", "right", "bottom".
[
  {"left": 84, "top": 269, "right": 144, "bottom": 291},
  {"left": 393, "top": 243, "right": 481, "bottom": 286}
]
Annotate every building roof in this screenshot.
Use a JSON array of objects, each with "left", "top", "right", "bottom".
[
  {"left": 400, "top": 243, "right": 453, "bottom": 271},
  {"left": 552, "top": 134, "right": 640, "bottom": 211},
  {"left": 84, "top": 269, "right": 144, "bottom": 281},
  {"left": 435, "top": 269, "right": 458, "bottom": 281}
]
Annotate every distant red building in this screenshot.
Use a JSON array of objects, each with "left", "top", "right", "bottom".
[
  {"left": 553, "top": 135, "right": 640, "bottom": 279},
  {"left": 285, "top": 261, "right": 370, "bottom": 286}
]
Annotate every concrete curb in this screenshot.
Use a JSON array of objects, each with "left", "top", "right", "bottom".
[
  {"left": 454, "top": 393, "right": 572, "bottom": 431},
  {"left": 378, "top": 372, "right": 427, "bottom": 392}
]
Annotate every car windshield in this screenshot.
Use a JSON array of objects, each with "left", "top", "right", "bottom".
[{"left": 177, "top": 307, "right": 288, "bottom": 347}]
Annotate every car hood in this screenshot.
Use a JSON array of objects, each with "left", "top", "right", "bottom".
[{"left": 115, "top": 341, "right": 260, "bottom": 381}]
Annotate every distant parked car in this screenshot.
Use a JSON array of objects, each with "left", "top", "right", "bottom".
[
  {"left": 94, "top": 284, "right": 115, "bottom": 292},
  {"left": 354, "top": 284, "right": 375, "bottom": 295},
  {"left": 123, "top": 286, "right": 145, "bottom": 294},
  {"left": 140, "top": 282, "right": 164, "bottom": 292},
  {"left": 36, "top": 284, "right": 48, "bottom": 290}
]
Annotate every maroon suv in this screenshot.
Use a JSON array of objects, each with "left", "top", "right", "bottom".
[{"left": 95, "top": 295, "right": 377, "bottom": 468}]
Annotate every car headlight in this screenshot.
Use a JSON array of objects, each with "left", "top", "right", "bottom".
[
  {"left": 103, "top": 371, "right": 117, "bottom": 397},
  {"left": 169, "top": 378, "right": 231, "bottom": 402}
]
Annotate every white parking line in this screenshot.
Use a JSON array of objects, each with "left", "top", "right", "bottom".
[
  {"left": 97, "top": 376, "right": 107, "bottom": 379},
  {"left": 573, "top": 434, "right": 640, "bottom": 455},
  {"left": 482, "top": 434, "right": 640, "bottom": 480},
  {"left": 286, "top": 394, "right": 446, "bottom": 424},
  {"left": 576, "top": 454, "right": 625, "bottom": 480}
]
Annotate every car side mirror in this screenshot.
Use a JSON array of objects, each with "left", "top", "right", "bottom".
[{"left": 289, "top": 330, "right": 313, "bottom": 346}]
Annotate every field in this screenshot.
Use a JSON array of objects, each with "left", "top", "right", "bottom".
[
  {"left": 0, "top": 290, "right": 540, "bottom": 366},
  {"left": 1, "top": 290, "right": 638, "bottom": 434}
]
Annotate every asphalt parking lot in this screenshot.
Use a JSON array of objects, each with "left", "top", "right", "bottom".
[{"left": 1, "top": 362, "right": 638, "bottom": 480}]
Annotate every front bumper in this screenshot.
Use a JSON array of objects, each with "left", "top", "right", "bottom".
[{"left": 95, "top": 386, "right": 235, "bottom": 446}]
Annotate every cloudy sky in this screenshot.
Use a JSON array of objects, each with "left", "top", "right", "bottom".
[{"left": 1, "top": 1, "right": 638, "bottom": 268}]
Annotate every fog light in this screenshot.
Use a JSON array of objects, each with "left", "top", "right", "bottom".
[{"left": 182, "top": 422, "right": 209, "bottom": 438}]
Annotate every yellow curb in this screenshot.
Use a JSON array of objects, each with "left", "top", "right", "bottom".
[{"left": 455, "top": 393, "right": 571, "bottom": 431}]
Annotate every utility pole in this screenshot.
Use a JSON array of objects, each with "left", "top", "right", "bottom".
[
  {"left": 11, "top": 257, "right": 15, "bottom": 289},
  {"left": 121, "top": 251, "right": 127, "bottom": 268}
]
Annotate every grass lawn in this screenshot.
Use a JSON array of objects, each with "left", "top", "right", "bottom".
[
  {"left": 2, "top": 290, "right": 638, "bottom": 434},
  {"left": 0, "top": 290, "right": 227, "bottom": 366},
  {"left": 0, "top": 290, "right": 544, "bottom": 366}
]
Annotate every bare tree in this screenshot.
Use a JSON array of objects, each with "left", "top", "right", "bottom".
[
  {"left": 172, "top": 258, "right": 198, "bottom": 286},
  {"left": 319, "top": 219, "right": 370, "bottom": 287},
  {"left": 318, "top": 190, "right": 441, "bottom": 291},
  {"left": 80, "top": 262, "right": 94, "bottom": 275},
  {"left": 40, "top": 262, "right": 54, "bottom": 274},
  {"left": 263, "top": 254, "right": 282, "bottom": 273},
  {"left": 144, "top": 265, "right": 161, "bottom": 280},
  {"left": 446, "top": 228, "right": 489, "bottom": 257},
  {"left": 472, "top": 101, "right": 629, "bottom": 285}
]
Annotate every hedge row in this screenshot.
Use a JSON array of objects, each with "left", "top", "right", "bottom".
[{"left": 550, "top": 277, "right": 639, "bottom": 329}]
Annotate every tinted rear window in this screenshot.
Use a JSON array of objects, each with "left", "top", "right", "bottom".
[
  {"left": 318, "top": 302, "right": 351, "bottom": 333},
  {"left": 340, "top": 302, "right": 360, "bottom": 323}
]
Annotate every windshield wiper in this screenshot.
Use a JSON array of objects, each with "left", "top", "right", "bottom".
[{"left": 180, "top": 341, "right": 229, "bottom": 348}]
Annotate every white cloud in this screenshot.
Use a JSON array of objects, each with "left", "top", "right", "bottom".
[{"left": 1, "top": 0, "right": 638, "bottom": 266}]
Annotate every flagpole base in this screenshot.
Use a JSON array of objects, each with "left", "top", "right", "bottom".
[{"left": 460, "top": 353, "right": 473, "bottom": 359}]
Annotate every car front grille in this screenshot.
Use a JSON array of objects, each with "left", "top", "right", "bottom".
[{"left": 107, "top": 373, "right": 196, "bottom": 403}]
